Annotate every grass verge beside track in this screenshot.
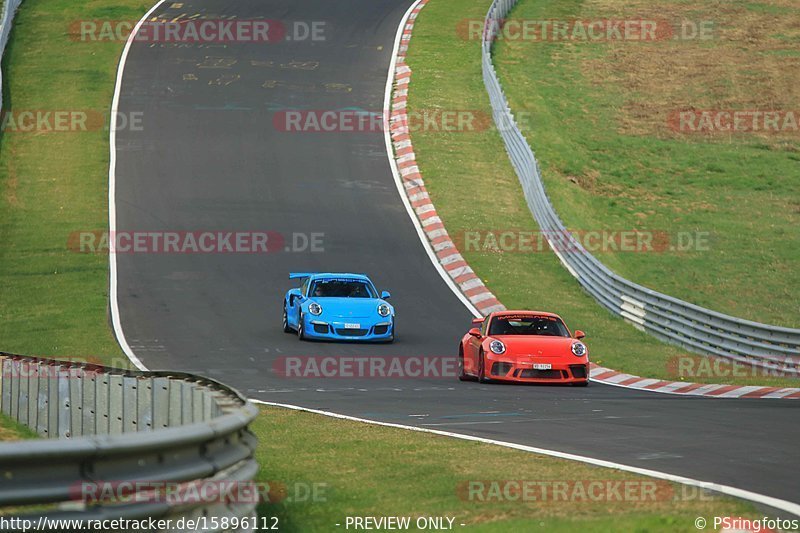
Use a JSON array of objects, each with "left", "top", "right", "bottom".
[
  {"left": 253, "top": 406, "right": 761, "bottom": 532},
  {"left": 493, "top": 0, "right": 799, "bottom": 328},
  {"left": 0, "top": 406, "right": 768, "bottom": 528},
  {"left": 0, "top": 0, "right": 138, "bottom": 361},
  {"left": 0, "top": 0, "right": 782, "bottom": 528},
  {"left": 404, "top": 0, "right": 798, "bottom": 386},
  {"left": 0, "top": 413, "right": 36, "bottom": 440}
]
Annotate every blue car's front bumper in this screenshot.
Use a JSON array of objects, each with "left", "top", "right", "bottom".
[{"left": 301, "top": 316, "right": 394, "bottom": 341}]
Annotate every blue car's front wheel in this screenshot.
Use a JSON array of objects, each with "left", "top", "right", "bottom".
[
  {"left": 282, "top": 305, "right": 292, "bottom": 333},
  {"left": 297, "top": 312, "right": 307, "bottom": 340}
]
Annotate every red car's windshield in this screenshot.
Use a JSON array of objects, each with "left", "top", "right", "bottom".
[{"left": 489, "top": 315, "right": 570, "bottom": 337}]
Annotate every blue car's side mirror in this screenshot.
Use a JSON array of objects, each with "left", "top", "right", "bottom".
[{"left": 381, "top": 290, "right": 391, "bottom": 300}]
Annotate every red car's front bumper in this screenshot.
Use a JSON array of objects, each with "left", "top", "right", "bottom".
[{"left": 484, "top": 353, "right": 589, "bottom": 383}]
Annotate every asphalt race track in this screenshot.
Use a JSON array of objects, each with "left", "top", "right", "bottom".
[{"left": 113, "top": 0, "right": 799, "bottom": 508}]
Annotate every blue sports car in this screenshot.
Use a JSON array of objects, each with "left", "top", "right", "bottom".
[{"left": 282, "top": 272, "right": 395, "bottom": 342}]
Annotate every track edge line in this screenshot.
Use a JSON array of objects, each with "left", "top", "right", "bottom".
[
  {"left": 108, "top": 0, "right": 168, "bottom": 372},
  {"left": 382, "top": 0, "right": 799, "bottom": 400},
  {"left": 382, "top": 0, "right": 483, "bottom": 319},
  {"left": 253, "top": 399, "right": 800, "bottom": 517}
]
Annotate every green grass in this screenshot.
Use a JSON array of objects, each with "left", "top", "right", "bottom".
[
  {"left": 0, "top": 1, "right": 785, "bottom": 529},
  {"left": 0, "top": 0, "right": 791, "bottom": 382},
  {"left": 404, "top": 0, "right": 799, "bottom": 386},
  {"left": 0, "top": 412, "right": 38, "bottom": 440},
  {"left": 491, "top": 0, "right": 799, "bottom": 328},
  {"left": 0, "top": 406, "right": 769, "bottom": 529},
  {"left": 254, "top": 406, "right": 761, "bottom": 531},
  {"left": 0, "top": 0, "right": 145, "bottom": 361}
]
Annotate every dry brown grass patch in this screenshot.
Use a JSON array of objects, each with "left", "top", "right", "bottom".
[{"left": 583, "top": 0, "right": 800, "bottom": 146}]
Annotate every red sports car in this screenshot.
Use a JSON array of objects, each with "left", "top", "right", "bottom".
[{"left": 458, "top": 311, "right": 589, "bottom": 385}]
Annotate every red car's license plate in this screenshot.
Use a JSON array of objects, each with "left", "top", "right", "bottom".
[{"left": 532, "top": 363, "right": 552, "bottom": 370}]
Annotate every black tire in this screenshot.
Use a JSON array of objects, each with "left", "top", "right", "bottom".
[
  {"left": 457, "top": 346, "right": 470, "bottom": 381},
  {"left": 282, "top": 305, "right": 292, "bottom": 333},
  {"left": 478, "top": 350, "right": 490, "bottom": 383},
  {"left": 297, "top": 313, "right": 306, "bottom": 340},
  {"left": 574, "top": 380, "right": 589, "bottom": 387}
]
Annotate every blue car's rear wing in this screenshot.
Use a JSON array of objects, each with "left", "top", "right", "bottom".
[{"left": 289, "top": 272, "right": 317, "bottom": 280}]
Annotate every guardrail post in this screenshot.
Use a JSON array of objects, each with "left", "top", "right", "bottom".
[
  {"left": 153, "top": 377, "right": 170, "bottom": 429},
  {"left": 137, "top": 377, "right": 153, "bottom": 431},
  {"left": 82, "top": 370, "right": 96, "bottom": 436},
  {"left": 108, "top": 373, "right": 124, "bottom": 435},
  {"left": 96, "top": 373, "right": 110, "bottom": 435},
  {"left": 122, "top": 375, "right": 138, "bottom": 433},
  {"left": 57, "top": 364, "right": 72, "bottom": 438},
  {"left": 182, "top": 380, "right": 194, "bottom": 424}
]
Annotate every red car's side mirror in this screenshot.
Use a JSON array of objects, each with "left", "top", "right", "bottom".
[
  {"left": 471, "top": 317, "right": 483, "bottom": 326},
  {"left": 468, "top": 327, "right": 482, "bottom": 338},
  {"left": 574, "top": 330, "right": 586, "bottom": 340}
]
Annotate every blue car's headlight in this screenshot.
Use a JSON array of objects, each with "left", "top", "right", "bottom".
[
  {"left": 377, "top": 304, "right": 391, "bottom": 317},
  {"left": 309, "top": 302, "right": 323, "bottom": 316}
]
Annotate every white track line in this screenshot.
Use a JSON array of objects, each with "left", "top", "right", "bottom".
[
  {"left": 381, "top": 2, "right": 798, "bottom": 401},
  {"left": 382, "top": 0, "right": 482, "bottom": 319},
  {"left": 106, "top": 1, "right": 799, "bottom": 517},
  {"left": 108, "top": 0, "right": 167, "bottom": 371},
  {"left": 253, "top": 399, "right": 800, "bottom": 517}
]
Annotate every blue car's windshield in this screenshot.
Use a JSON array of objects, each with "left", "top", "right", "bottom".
[{"left": 309, "top": 280, "right": 376, "bottom": 298}]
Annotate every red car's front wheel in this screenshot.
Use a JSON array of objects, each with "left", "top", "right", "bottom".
[
  {"left": 477, "top": 350, "right": 490, "bottom": 383},
  {"left": 457, "top": 347, "right": 471, "bottom": 381}
]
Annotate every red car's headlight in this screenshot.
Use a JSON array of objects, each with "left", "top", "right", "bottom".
[
  {"left": 489, "top": 339, "right": 506, "bottom": 354},
  {"left": 571, "top": 341, "right": 587, "bottom": 357}
]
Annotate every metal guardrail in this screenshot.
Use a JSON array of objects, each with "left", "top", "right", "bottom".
[
  {"left": 0, "top": 353, "right": 259, "bottom": 532},
  {"left": 0, "top": 4, "right": 260, "bottom": 530},
  {"left": 0, "top": 0, "right": 24, "bottom": 115},
  {"left": 481, "top": 0, "right": 800, "bottom": 374}
]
